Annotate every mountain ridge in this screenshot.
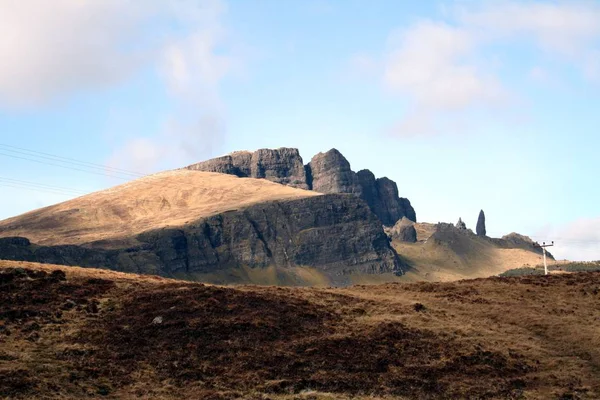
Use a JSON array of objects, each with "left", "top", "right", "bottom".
[{"left": 186, "top": 147, "right": 416, "bottom": 226}]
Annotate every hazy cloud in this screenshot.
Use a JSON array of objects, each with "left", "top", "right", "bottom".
[
  {"left": 458, "top": 1, "right": 600, "bottom": 60},
  {"left": 0, "top": 0, "right": 152, "bottom": 107},
  {"left": 107, "top": 137, "right": 167, "bottom": 175},
  {"left": 385, "top": 21, "right": 505, "bottom": 111},
  {"left": 376, "top": 1, "right": 600, "bottom": 136},
  {"left": 383, "top": 21, "right": 506, "bottom": 135},
  {"left": 0, "top": 0, "right": 236, "bottom": 172},
  {"left": 536, "top": 217, "right": 600, "bottom": 261}
]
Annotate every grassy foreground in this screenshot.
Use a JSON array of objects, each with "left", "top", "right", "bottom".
[{"left": 1, "top": 260, "right": 600, "bottom": 399}]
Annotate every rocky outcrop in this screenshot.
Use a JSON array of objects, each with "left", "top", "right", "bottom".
[
  {"left": 385, "top": 217, "right": 417, "bottom": 243},
  {"left": 308, "top": 149, "right": 362, "bottom": 195},
  {"left": 185, "top": 148, "right": 309, "bottom": 189},
  {"left": 357, "top": 170, "right": 416, "bottom": 226},
  {"left": 492, "top": 233, "right": 554, "bottom": 259},
  {"left": 0, "top": 194, "right": 403, "bottom": 281},
  {"left": 306, "top": 150, "right": 416, "bottom": 225},
  {"left": 186, "top": 148, "right": 416, "bottom": 227},
  {"left": 456, "top": 218, "right": 467, "bottom": 231},
  {"left": 476, "top": 210, "right": 486, "bottom": 236}
]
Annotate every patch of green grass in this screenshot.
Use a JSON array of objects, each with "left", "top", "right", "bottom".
[
  {"left": 560, "top": 261, "right": 600, "bottom": 273},
  {"left": 499, "top": 267, "right": 545, "bottom": 277},
  {"left": 501, "top": 261, "right": 600, "bottom": 277}
]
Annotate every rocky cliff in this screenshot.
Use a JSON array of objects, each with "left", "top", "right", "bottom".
[
  {"left": 308, "top": 149, "right": 363, "bottom": 195},
  {"left": 356, "top": 170, "right": 416, "bottom": 226},
  {"left": 0, "top": 194, "right": 403, "bottom": 281},
  {"left": 185, "top": 147, "right": 416, "bottom": 226},
  {"left": 186, "top": 148, "right": 309, "bottom": 189}
]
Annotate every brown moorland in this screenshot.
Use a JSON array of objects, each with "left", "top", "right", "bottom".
[{"left": 1, "top": 260, "right": 599, "bottom": 399}]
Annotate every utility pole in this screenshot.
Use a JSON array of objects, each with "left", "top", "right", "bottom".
[{"left": 540, "top": 241, "right": 554, "bottom": 275}]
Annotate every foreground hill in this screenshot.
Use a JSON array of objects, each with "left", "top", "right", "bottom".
[
  {"left": 1, "top": 260, "right": 598, "bottom": 399},
  {"left": 0, "top": 170, "right": 401, "bottom": 283}
]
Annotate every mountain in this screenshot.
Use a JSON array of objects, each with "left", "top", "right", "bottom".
[
  {"left": 0, "top": 169, "right": 401, "bottom": 284},
  {"left": 185, "top": 147, "right": 416, "bottom": 226},
  {"left": 2, "top": 260, "right": 599, "bottom": 399},
  {"left": 0, "top": 148, "right": 551, "bottom": 285}
]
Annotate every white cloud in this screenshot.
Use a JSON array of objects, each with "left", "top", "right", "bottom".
[
  {"left": 459, "top": 1, "right": 600, "bottom": 80},
  {"left": 108, "top": 113, "right": 226, "bottom": 174},
  {"left": 383, "top": 20, "right": 506, "bottom": 135},
  {"left": 536, "top": 217, "right": 600, "bottom": 261},
  {"left": 0, "top": 0, "right": 236, "bottom": 172},
  {"left": 107, "top": 137, "right": 166, "bottom": 174},
  {"left": 376, "top": 1, "right": 600, "bottom": 136},
  {"left": 0, "top": 0, "right": 238, "bottom": 107},
  {"left": 0, "top": 0, "right": 152, "bottom": 107},
  {"left": 458, "top": 1, "right": 600, "bottom": 55},
  {"left": 385, "top": 22, "right": 501, "bottom": 110}
]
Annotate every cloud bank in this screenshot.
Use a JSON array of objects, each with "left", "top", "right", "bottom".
[
  {"left": 0, "top": 0, "right": 237, "bottom": 173},
  {"left": 536, "top": 217, "right": 600, "bottom": 261},
  {"left": 373, "top": 1, "right": 600, "bottom": 136}
]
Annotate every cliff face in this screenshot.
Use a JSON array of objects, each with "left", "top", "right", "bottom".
[
  {"left": 186, "top": 148, "right": 309, "bottom": 189},
  {"left": 0, "top": 194, "right": 403, "bottom": 281},
  {"left": 356, "top": 170, "right": 416, "bottom": 226},
  {"left": 308, "top": 149, "right": 363, "bottom": 195},
  {"left": 185, "top": 147, "right": 416, "bottom": 227},
  {"left": 306, "top": 150, "right": 416, "bottom": 226}
]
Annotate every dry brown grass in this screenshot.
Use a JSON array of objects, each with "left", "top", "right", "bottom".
[
  {"left": 1, "top": 261, "right": 599, "bottom": 399},
  {"left": 393, "top": 232, "right": 558, "bottom": 283},
  {"left": 0, "top": 171, "right": 319, "bottom": 247}
]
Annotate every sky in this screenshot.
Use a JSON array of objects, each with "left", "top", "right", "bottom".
[{"left": 0, "top": 0, "right": 599, "bottom": 260}]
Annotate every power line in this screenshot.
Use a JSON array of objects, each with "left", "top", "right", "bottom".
[
  {"left": 0, "top": 143, "right": 144, "bottom": 178},
  {"left": 0, "top": 177, "right": 88, "bottom": 195},
  {"left": 0, "top": 151, "right": 136, "bottom": 181},
  {"left": 0, "top": 182, "right": 84, "bottom": 197},
  {"left": 0, "top": 143, "right": 214, "bottom": 201}
]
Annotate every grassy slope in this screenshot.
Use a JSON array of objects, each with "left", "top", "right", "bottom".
[
  {"left": 0, "top": 170, "right": 319, "bottom": 247},
  {"left": 1, "top": 260, "right": 599, "bottom": 400},
  {"left": 393, "top": 222, "right": 558, "bottom": 282}
]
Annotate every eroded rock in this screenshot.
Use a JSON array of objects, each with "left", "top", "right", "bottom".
[
  {"left": 186, "top": 148, "right": 309, "bottom": 189},
  {"left": 476, "top": 210, "right": 486, "bottom": 237},
  {"left": 386, "top": 217, "right": 417, "bottom": 243}
]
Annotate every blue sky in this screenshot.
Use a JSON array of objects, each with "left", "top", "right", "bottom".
[{"left": 0, "top": 0, "right": 599, "bottom": 260}]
